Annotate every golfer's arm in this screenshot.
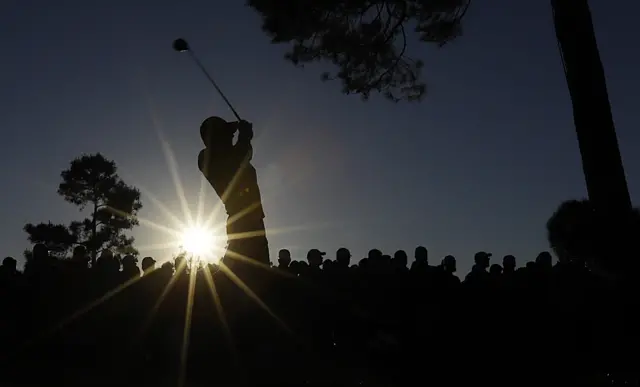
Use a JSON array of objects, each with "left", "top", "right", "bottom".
[
  {"left": 235, "top": 127, "right": 253, "bottom": 158},
  {"left": 233, "top": 138, "right": 253, "bottom": 161}
]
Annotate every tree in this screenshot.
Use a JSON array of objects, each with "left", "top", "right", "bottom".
[
  {"left": 249, "top": 0, "right": 633, "bottom": 268},
  {"left": 24, "top": 153, "right": 142, "bottom": 265},
  {"left": 547, "top": 199, "right": 640, "bottom": 278},
  {"left": 23, "top": 222, "right": 76, "bottom": 259},
  {"left": 550, "top": 0, "right": 631, "bottom": 221},
  {"left": 249, "top": 0, "right": 470, "bottom": 102},
  {"left": 546, "top": 199, "right": 596, "bottom": 265}
]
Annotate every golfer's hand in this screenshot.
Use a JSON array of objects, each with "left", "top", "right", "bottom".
[{"left": 237, "top": 120, "right": 253, "bottom": 141}]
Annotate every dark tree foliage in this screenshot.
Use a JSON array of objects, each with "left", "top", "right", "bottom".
[
  {"left": 248, "top": 0, "right": 470, "bottom": 101},
  {"left": 24, "top": 153, "right": 142, "bottom": 263},
  {"left": 23, "top": 222, "right": 76, "bottom": 259},
  {"left": 546, "top": 199, "right": 597, "bottom": 265},
  {"left": 547, "top": 199, "right": 640, "bottom": 276}
]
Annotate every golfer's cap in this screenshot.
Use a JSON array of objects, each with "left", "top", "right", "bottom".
[{"left": 200, "top": 116, "right": 236, "bottom": 139}]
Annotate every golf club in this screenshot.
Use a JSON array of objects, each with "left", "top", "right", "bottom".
[{"left": 173, "top": 38, "right": 242, "bottom": 122}]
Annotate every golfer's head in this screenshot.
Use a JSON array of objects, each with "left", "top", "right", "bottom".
[{"left": 200, "top": 116, "right": 235, "bottom": 147}]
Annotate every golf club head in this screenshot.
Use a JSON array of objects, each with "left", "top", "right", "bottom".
[
  {"left": 173, "top": 38, "right": 190, "bottom": 52},
  {"left": 172, "top": 37, "right": 245, "bottom": 123}
]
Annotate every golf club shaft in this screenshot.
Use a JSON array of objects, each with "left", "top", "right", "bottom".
[{"left": 188, "top": 50, "right": 242, "bottom": 122}]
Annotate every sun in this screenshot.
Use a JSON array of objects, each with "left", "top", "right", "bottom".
[{"left": 180, "top": 225, "right": 223, "bottom": 262}]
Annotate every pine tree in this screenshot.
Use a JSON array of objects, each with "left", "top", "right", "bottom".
[{"left": 24, "top": 153, "right": 142, "bottom": 265}]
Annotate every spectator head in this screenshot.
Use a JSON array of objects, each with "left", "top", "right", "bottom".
[
  {"left": 141, "top": 256, "right": 156, "bottom": 273},
  {"left": 289, "top": 260, "right": 301, "bottom": 275},
  {"left": 336, "top": 247, "right": 351, "bottom": 268},
  {"left": 368, "top": 249, "right": 383, "bottom": 261},
  {"left": 32, "top": 243, "right": 49, "bottom": 261},
  {"left": 415, "top": 246, "right": 428, "bottom": 263},
  {"left": 536, "top": 251, "right": 553, "bottom": 269},
  {"left": 278, "top": 249, "right": 292, "bottom": 267},
  {"left": 393, "top": 250, "right": 408, "bottom": 268},
  {"left": 161, "top": 261, "right": 175, "bottom": 276},
  {"left": 2, "top": 256, "right": 17, "bottom": 271},
  {"left": 490, "top": 264, "right": 503, "bottom": 275},
  {"left": 174, "top": 254, "right": 187, "bottom": 270},
  {"left": 306, "top": 249, "right": 325, "bottom": 268},
  {"left": 322, "top": 259, "right": 334, "bottom": 271},
  {"left": 474, "top": 252, "right": 491, "bottom": 269},
  {"left": 442, "top": 255, "right": 456, "bottom": 273},
  {"left": 503, "top": 255, "right": 516, "bottom": 272},
  {"left": 122, "top": 254, "right": 137, "bottom": 267}
]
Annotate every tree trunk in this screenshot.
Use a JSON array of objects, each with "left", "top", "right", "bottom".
[
  {"left": 551, "top": 0, "right": 631, "bottom": 215},
  {"left": 551, "top": 0, "right": 633, "bottom": 272},
  {"left": 91, "top": 201, "right": 98, "bottom": 267}
]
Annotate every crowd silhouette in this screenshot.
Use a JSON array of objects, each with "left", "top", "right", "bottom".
[{"left": 1, "top": 243, "right": 638, "bottom": 386}]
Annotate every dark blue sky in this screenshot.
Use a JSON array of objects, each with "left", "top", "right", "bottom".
[{"left": 1, "top": 0, "right": 639, "bottom": 273}]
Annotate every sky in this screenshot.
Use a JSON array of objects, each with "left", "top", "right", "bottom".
[{"left": 1, "top": 0, "right": 639, "bottom": 274}]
